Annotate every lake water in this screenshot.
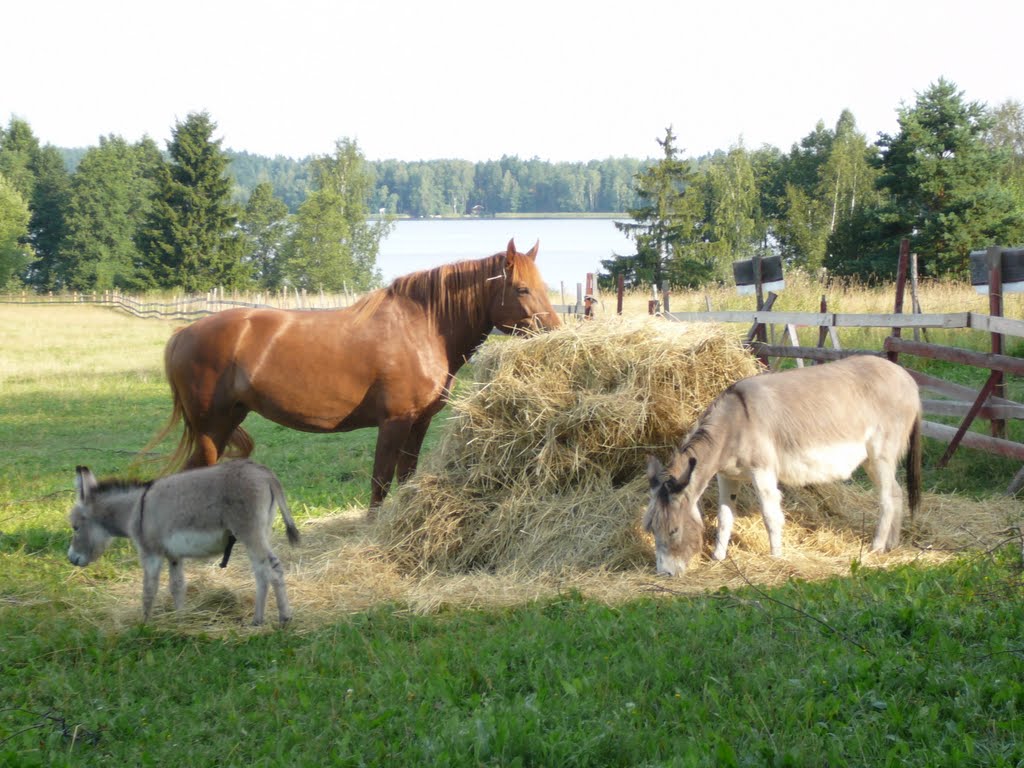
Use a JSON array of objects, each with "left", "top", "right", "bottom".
[{"left": 376, "top": 218, "right": 633, "bottom": 292}]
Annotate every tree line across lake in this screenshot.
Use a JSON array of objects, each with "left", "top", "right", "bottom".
[{"left": 1, "top": 77, "right": 1022, "bottom": 294}]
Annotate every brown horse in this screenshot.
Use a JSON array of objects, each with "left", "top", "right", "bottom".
[{"left": 149, "top": 239, "right": 560, "bottom": 510}]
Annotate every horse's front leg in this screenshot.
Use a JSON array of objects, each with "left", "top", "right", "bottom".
[
  {"left": 396, "top": 416, "right": 434, "bottom": 484},
  {"left": 369, "top": 420, "right": 413, "bottom": 511}
]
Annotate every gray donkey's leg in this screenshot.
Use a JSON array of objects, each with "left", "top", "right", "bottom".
[
  {"left": 249, "top": 550, "right": 270, "bottom": 626},
  {"left": 140, "top": 554, "right": 163, "bottom": 621},
  {"left": 247, "top": 544, "right": 291, "bottom": 625},
  {"left": 168, "top": 559, "right": 186, "bottom": 611},
  {"left": 267, "top": 551, "right": 292, "bottom": 624}
]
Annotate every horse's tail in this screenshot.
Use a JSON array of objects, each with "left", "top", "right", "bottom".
[
  {"left": 269, "top": 472, "right": 300, "bottom": 546},
  {"left": 138, "top": 328, "right": 255, "bottom": 474},
  {"left": 134, "top": 329, "right": 194, "bottom": 475},
  {"left": 906, "top": 410, "right": 923, "bottom": 523}
]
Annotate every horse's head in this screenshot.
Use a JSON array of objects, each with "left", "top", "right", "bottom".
[
  {"left": 487, "top": 239, "right": 561, "bottom": 333},
  {"left": 67, "top": 466, "right": 112, "bottom": 567},
  {"left": 643, "top": 452, "right": 704, "bottom": 577}
]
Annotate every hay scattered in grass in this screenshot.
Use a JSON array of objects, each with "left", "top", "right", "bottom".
[
  {"left": 69, "top": 316, "right": 1024, "bottom": 635},
  {"left": 83, "top": 487, "right": 1021, "bottom": 636}
]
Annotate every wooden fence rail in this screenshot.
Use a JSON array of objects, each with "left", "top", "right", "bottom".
[
  {"left": 4, "top": 289, "right": 1021, "bottom": 490},
  {"left": 0, "top": 290, "right": 584, "bottom": 323},
  {"left": 667, "top": 303, "right": 1024, "bottom": 493}
]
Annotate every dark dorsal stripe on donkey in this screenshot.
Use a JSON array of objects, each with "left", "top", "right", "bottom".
[{"left": 145, "top": 239, "right": 561, "bottom": 565}]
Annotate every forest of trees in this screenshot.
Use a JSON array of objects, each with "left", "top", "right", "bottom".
[
  {"left": 603, "top": 81, "right": 1024, "bottom": 288},
  {"left": 222, "top": 153, "right": 647, "bottom": 218},
  {"left": 1, "top": 78, "right": 1022, "bottom": 294}
]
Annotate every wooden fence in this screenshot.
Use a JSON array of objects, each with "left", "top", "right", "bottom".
[
  {"left": 0, "top": 289, "right": 585, "bottom": 323},
  {"left": 5, "top": 276, "right": 1021, "bottom": 491},
  {"left": 665, "top": 302, "right": 1024, "bottom": 494}
]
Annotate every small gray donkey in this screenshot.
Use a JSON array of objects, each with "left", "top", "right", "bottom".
[{"left": 68, "top": 460, "right": 300, "bottom": 625}]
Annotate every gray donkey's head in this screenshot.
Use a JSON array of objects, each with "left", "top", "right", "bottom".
[{"left": 68, "top": 466, "right": 116, "bottom": 567}]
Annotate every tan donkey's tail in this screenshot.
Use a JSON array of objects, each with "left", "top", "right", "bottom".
[{"left": 906, "top": 412, "right": 923, "bottom": 523}]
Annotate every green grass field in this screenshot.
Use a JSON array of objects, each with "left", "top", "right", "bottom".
[{"left": 2, "top": 304, "right": 1023, "bottom": 767}]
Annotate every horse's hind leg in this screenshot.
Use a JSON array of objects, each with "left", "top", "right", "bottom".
[
  {"left": 185, "top": 407, "right": 250, "bottom": 565},
  {"left": 181, "top": 393, "right": 252, "bottom": 468}
]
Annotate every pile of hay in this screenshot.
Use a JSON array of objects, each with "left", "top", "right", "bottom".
[{"left": 374, "top": 318, "right": 761, "bottom": 574}]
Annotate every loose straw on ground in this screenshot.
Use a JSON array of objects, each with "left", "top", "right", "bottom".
[{"left": 78, "top": 317, "right": 1021, "bottom": 634}]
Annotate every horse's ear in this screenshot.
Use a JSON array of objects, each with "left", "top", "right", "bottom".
[
  {"left": 524, "top": 240, "right": 539, "bottom": 261},
  {"left": 75, "top": 465, "right": 98, "bottom": 501},
  {"left": 504, "top": 239, "right": 517, "bottom": 271}
]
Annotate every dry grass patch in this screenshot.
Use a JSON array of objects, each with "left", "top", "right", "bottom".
[{"left": 80, "top": 483, "right": 1020, "bottom": 636}]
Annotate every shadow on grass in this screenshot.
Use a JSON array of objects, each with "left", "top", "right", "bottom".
[{"left": 2, "top": 385, "right": 448, "bottom": 513}]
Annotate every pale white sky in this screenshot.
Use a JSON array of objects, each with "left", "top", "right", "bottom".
[{"left": 3, "top": 0, "right": 1021, "bottom": 162}]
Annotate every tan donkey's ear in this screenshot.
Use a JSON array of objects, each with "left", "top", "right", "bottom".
[{"left": 646, "top": 455, "right": 664, "bottom": 488}]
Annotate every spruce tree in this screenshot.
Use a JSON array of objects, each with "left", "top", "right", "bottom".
[
  {"left": 0, "top": 119, "right": 70, "bottom": 289},
  {"left": 139, "top": 112, "right": 249, "bottom": 291},
  {"left": 875, "top": 79, "right": 1022, "bottom": 277},
  {"left": 603, "top": 127, "right": 700, "bottom": 288},
  {"left": 61, "top": 136, "right": 162, "bottom": 290}
]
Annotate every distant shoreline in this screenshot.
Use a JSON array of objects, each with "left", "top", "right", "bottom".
[{"left": 376, "top": 212, "right": 627, "bottom": 221}]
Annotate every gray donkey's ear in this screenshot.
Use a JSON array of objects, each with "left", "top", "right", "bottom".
[{"left": 75, "top": 466, "right": 98, "bottom": 502}]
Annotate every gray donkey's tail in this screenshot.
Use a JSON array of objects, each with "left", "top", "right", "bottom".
[{"left": 269, "top": 474, "right": 300, "bottom": 546}]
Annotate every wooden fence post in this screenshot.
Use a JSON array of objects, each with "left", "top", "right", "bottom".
[
  {"left": 616, "top": 275, "right": 624, "bottom": 315},
  {"left": 887, "top": 238, "right": 911, "bottom": 364},
  {"left": 988, "top": 246, "right": 1006, "bottom": 438},
  {"left": 584, "top": 273, "right": 595, "bottom": 319}
]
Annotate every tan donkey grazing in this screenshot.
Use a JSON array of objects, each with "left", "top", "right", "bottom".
[
  {"left": 68, "top": 460, "right": 300, "bottom": 624},
  {"left": 646, "top": 355, "right": 922, "bottom": 576}
]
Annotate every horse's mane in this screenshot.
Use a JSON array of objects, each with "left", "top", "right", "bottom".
[{"left": 348, "top": 250, "right": 541, "bottom": 327}]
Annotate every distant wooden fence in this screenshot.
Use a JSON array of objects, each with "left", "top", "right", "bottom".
[
  {"left": 0, "top": 289, "right": 339, "bottom": 320},
  {"left": 0, "top": 289, "right": 583, "bottom": 322},
  {"left": 5, "top": 276, "right": 1021, "bottom": 490}
]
